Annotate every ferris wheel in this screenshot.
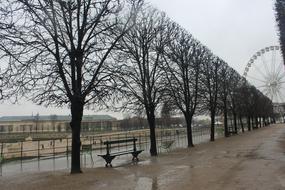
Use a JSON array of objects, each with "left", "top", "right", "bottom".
[{"left": 243, "top": 46, "right": 285, "bottom": 104}]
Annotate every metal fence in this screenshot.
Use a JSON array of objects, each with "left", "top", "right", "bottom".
[{"left": 0, "top": 126, "right": 224, "bottom": 176}]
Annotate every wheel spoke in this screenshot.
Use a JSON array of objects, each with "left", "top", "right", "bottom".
[
  {"left": 265, "top": 87, "right": 273, "bottom": 100},
  {"left": 272, "top": 92, "right": 278, "bottom": 103},
  {"left": 272, "top": 49, "right": 276, "bottom": 76},
  {"left": 277, "top": 91, "right": 285, "bottom": 103},
  {"left": 262, "top": 87, "right": 269, "bottom": 94},
  {"left": 262, "top": 88, "right": 272, "bottom": 100},
  {"left": 278, "top": 71, "right": 285, "bottom": 81},
  {"left": 279, "top": 81, "right": 285, "bottom": 84},
  {"left": 275, "top": 90, "right": 280, "bottom": 103},
  {"left": 261, "top": 53, "right": 271, "bottom": 76},
  {"left": 246, "top": 75, "right": 266, "bottom": 83},
  {"left": 275, "top": 61, "right": 284, "bottom": 78},
  {"left": 251, "top": 59, "right": 268, "bottom": 80},
  {"left": 256, "top": 84, "right": 268, "bottom": 89},
  {"left": 280, "top": 86, "right": 285, "bottom": 91}
]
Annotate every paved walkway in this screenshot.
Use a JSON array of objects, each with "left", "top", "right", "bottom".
[{"left": 1, "top": 124, "right": 285, "bottom": 190}]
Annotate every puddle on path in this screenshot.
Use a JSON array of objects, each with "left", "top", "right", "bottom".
[{"left": 135, "top": 177, "right": 157, "bottom": 190}]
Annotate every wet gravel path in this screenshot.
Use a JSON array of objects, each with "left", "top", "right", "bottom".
[{"left": 0, "top": 124, "right": 284, "bottom": 190}]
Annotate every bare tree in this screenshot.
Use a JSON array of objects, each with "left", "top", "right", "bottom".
[
  {"left": 227, "top": 69, "right": 242, "bottom": 134},
  {"left": 200, "top": 56, "right": 222, "bottom": 141},
  {"left": 260, "top": 96, "right": 274, "bottom": 126},
  {"left": 217, "top": 63, "right": 239, "bottom": 137},
  {"left": 236, "top": 83, "right": 262, "bottom": 131},
  {"left": 275, "top": 0, "right": 285, "bottom": 60},
  {"left": 115, "top": 7, "right": 170, "bottom": 156},
  {"left": 163, "top": 27, "right": 207, "bottom": 147},
  {"left": 160, "top": 101, "right": 173, "bottom": 128},
  {"left": 0, "top": 0, "right": 142, "bottom": 173}
]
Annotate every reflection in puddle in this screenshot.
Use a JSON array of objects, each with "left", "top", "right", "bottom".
[
  {"left": 152, "top": 177, "right": 158, "bottom": 190},
  {"left": 139, "top": 160, "right": 152, "bottom": 165},
  {"left": 135, "top": 177, "right": 158, "bottom": 190}
]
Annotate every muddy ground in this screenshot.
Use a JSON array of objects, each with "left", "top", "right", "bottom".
[{"left": 1, "top": 124, "right": 285, "bottom": 190}]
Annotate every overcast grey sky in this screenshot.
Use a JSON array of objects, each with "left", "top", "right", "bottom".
[
  {"left": 148, "top": 0, "right": 279, "bottom": 73},
  {"left": 0, "top": 0, "right": 280, "bottom": 118}
]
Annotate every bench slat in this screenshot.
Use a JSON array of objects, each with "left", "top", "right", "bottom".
[
  {"left": 98, "top": 151, "right": 132, "bottom": 157},
  {"left": 98, "top": 149, "right": 143, "bottom": 157},
  {"left": 104, "top": 138, "right": 137, "bottom": 145},
  {"left": 110, "top": 150, "right": 143, "bottom": 156}
]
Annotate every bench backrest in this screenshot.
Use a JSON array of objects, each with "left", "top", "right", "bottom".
[{"left": 104, "top": 138, "right": 137, "bottom": 145}]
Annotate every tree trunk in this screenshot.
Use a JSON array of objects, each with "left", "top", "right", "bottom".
[
  {"left": 262, "top": 117, "right": 266, "bottom": 127},
  {"left": 233, "top": 112, "right": 238, "bottom": 134},
  {"left": 239, "top": 116, "right": 244, "bottom": 133},
  {"left": 252, "top": 117, "right": 255, "bottom": 129},
  {"left": 247, "top": 116, "right": 251, "bottom": 131},
  {"left": 147, "top": 110, "right": 157, "bottom": 156},
  {"left": 210, "top": 112, "right": 215, "bottom": 141},
  {"left": 223, "top": 104, "right": 229, "bottom": 137},
  {"left": 70, "top": 99, "right": 84, "bottom": 174},
  {"left": 184, "top": 112, "right": 194, "bottom": 147}
]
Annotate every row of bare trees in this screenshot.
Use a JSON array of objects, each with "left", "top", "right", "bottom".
[
  {"left": 275, "top": 0, "right": 285, "bottom": 60},
  {"left": 0, "top": 1, "right": 273, "bottom": 173},
  {"left": 113, "top": 6, "right": 274, "bottom": 154}
]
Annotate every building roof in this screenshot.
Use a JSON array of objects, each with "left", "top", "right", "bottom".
[{"left": 0, "top": 115, "right": 116, "bottom": 122}]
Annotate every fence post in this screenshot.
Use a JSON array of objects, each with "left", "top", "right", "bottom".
[
  {"left": 0, "top": 142, "right": 3, "bottom": 160},
  {"left": 20, "top": 141, "right": 23, "bottom": 171},
  {"left": 66, "top": 138, "right": 69, "bottom": 169},
  {"left": 37, "top": 140, "right": 40, "bottom": 161},
  {"left": 145, "top": 131, "right": 148, "bottom": 149},
  {"left": 100, "top": 136, "right": 102, "bottom": 154},
  {"left": 89, "top": 137, "right": 92, "bottom": 156},
  {"left": 125, "top": 133, "right": 128, "bottom": 151},
  {"left": 53, "top": 139, "right": 55, "bottom": 159},
  {"left": 20, "top": 141, "right": 23, "bottom": 162},
  {"left": 177, "top": 129, "right": 180, "bottom": 147},
  {"left": 117, "top": 134, "right": 120, "bottom": 151},
  {"left": 53, "top": 139, "right": 55, "bottom": 171},
  {"left": 66, "top": 138, "right": 69, "bottom": 160},
  {"left": 0, "top": 142, "right": 3, "bottom": 176},
  {"left": 139, "top": 134, "right": 141, "bottom": 149}
]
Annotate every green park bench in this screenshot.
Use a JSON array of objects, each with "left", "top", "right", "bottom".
[{"left": 98, "top": 138, "right": 144, "bottom": 167}]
